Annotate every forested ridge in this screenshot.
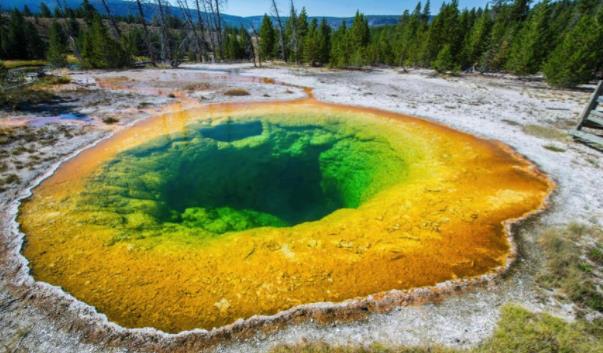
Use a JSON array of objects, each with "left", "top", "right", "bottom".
[
  {"left": 1, "top": 0, "right": 602, "bottom": 87},
  {"left": 258, "top": 0, "right": 603, "bottom": 87}
]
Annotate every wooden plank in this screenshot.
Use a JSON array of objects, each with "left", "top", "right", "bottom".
[
  {"left": 577, "top": 81, "right": 603, "bottom": 129},
  {"left": 570, "top": 129, "right": 603, "bottom": 147},
  {"left": 591, "top": 110, "right": 603, "bottom": 118},
  {"left": 584, "top": 115, "right": 603, "bottom": 128}
]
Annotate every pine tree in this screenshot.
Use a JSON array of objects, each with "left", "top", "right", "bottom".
[
  {"left": 0, "top": 14, "right": 5, "bottom": 59},
  {"left": 68, "top": 11, "right": 81, "bottom": 38},
  {"left": 424, "top": 3, "right": 443, "bottom": 63},
  {"left": 395, "top": 3, "right": 426, "bottom": 67},
  {"left": 422, "top": 0, "right": 431, "bottom": 22},
  {"left": 462, "top": 6, "right": 492, "bottom": 70},
  {"left": 296, "top": 7, "right": 309, "bottom": 61},
  {"left": 23, "top": 5, "right": 33, "bottom": 17},
  {"left": 433, "top": 44, "right": 458, "bottom": 73},
  {"left": 47, "top": 21, "right": 68, "bottom": 68},
  {"left": 223, "top": 28, "right": 243, "bottom": 60},
  {"left": 482, "top": 0, "right": 526, "bottom": 71},
  {"left": 543, "top": 10, "right": 603, "bottom": 87},
  {"left": 0, "top": 61, "right": 7, "bottom": 82},
  {"left": 318, "top": 18, "right": 331, "bottom": 64},
  {"left": 368, "top": 27, "right": 394, "bottom": 65},
  {"left": 259, "top": 15, "right": 275, "bottom": 60},
  {"left": 349, "top": 11, "right": 370, "bottom": 66},
  {"left": 303, "top": 18, "right": 320, "bottom": 66},
  {"left": 3, "top": 10, "right": 28, "bottom": 59},
  {"left": 424, "top": 1, "right": 461, "bottom": 66},
  {"left": 285, "top": 3, "right": 299, "bottom": 63},
  {"left": 350, "top": 11, "right": 370, "bottom": 47},
  {"left": 40, "top": 2, "right": 52, "bottom": 18},
  {"left": 506, "top": 1, "right": 552, "bottom": 75},
  {"left": 239, "top": 27, "right": 252, "bottom": 60},
  {"left": 80, "top": 0, "right": 97, "bottom": 24},
  {"left": 577, "top": 0, "right": 599, "bottom": 14},
  {"left": 509, "top": 0, "right": 530, "bottom": 23},
  {"left": 330, "top": 21, "right": 351, "bottom": 67},
  {"left": 25, "top": 21, "right": 45, "bottom": 59},
  {"left": 80, "top": 14, "right": 131, "bottom": 69}
]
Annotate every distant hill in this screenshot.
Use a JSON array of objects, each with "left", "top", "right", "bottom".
[
  {"left": 1, "top": 0, "right": 401, "bottom": 29},
  {"left": 242, "top": 15, "right": 401, "bottom": 29}
]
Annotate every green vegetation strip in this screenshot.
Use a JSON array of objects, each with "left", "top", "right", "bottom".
[{"left": 3, "top": 0, "right": 603, "bottom": 87}]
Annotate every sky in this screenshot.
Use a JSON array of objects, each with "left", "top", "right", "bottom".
[{"left": 221, "top": 0, "right": 491, "bottom": 17}]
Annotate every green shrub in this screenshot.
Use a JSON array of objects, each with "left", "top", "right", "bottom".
[{"left": 537, "top": 224, "right": 603, "bottom": 313}]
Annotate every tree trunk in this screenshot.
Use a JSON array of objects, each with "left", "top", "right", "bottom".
[
  {"left": 206, "top": 0, "right": 223, "bottom": 60},
  {"left": 155, "top": 0, "right": 172, "bottom": 64},
  {"left": 194, "top": 0, "right": 208, "bottom": 61},
  {"left": 271, "top": 0, "right": 286, "bottom": 61},
  {"left": 248, "top": 23, "right": 262, "bottom": 67},
  {"left": 289, "top": 0, "right": 298, "bottom": 64},
  {"left": 214, "top": 0, "right": 224, "bottom": 60},
  {"left": 203, "top": 0, "right": 217, "bottom": 61},
  {"left": 176, "top": 0, "right": 205, "bottom": 61},
  {"left": 100, "top": 0, "right": 122, "bottom": 38},
  {"left": 135, "top": 0, "right": 156, "bottom": 64}
]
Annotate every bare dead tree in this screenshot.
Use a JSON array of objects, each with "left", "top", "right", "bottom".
[
  {"left": 193, "top": 0, "right": 209, "bottom": 61},
  {"left": 205, "top": 0, "right": 224, "bottom": 60},
  {"left": 270, "top": 0, "right": 286, "bottom": 61},
  {"left": 214, "top": 0, "right": 224, "bottom": 59},
  {"left": 100, "top": 0, "right": 122, "bottom": 38},
  {"left": 175, "top": 0, "right": 205, "bottom": 61},
  {"left": 287, "top": 0, "right": 303, "bottom": 64},
  {"left": 247, "top": 24, "right": 262, "bottom": 68},
  {"left": 155, "top": 0, "right": 172, "bottom": 65},
  {"left": 202, "top": 0, "right": 217, "bottom": 60},
  {"left": 55, "top": 0, "right": 82, "bottom": 61},
  {"left": 288, "top": 0, "right": 299, "bottom": 64},
  {"left": 134, "top": 0, "right": 157, "bottom": 64}
]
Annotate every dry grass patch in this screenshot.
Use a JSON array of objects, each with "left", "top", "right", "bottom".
[
  {"left": 537, "top": 224, "right": 603, "bottom": 313},
  {"left": 223, "top": 88, "right": 250, "bottom": 96},
  {"left": 2, "top": 60, "right": 46, "bottom": 69},
  {"left": 39, "top": 74, "right": 71, "bottom": 86},
  {"left": 522, "top": 124, "right": 568, "bottom": 141},
  {"left": 543, "top": 144, "right": 566, "bottom": 152}
]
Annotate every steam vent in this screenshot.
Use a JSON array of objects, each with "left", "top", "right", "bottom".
[{"left": 19, "top": 100, "right": 553, "bottom": 333}]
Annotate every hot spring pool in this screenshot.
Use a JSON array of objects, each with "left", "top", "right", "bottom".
[{"left": 19, "top": 100, "right": 553, "bottom": 333}]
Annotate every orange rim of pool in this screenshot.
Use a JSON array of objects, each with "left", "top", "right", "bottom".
[{"left": 19, "top": 99, "right": 553, "bottom": 333}]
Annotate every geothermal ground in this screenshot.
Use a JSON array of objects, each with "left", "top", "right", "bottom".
[{"left": 0, "top": 64, "right": 602, "bottom": 352}]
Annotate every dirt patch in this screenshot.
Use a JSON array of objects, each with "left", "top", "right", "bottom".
[{"left": 224, "top": 88, "right": 251, "bottom": 96}]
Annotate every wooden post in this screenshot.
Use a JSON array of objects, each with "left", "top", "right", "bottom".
[{"left": 577, "top": 80, "right": 603, "bottom": 130}]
